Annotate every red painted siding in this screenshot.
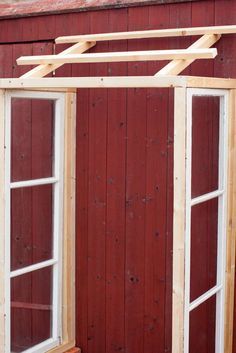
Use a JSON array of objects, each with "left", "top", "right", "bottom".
[{"left": 0, "top": 1, "right": 236, "bottom": 352}]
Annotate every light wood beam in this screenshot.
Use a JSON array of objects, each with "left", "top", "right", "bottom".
[
  {"left": 21, "top": 41, "right": 96, "bottom": 78},
  {"left": 155, "top": 34, "right": 221, "bottom": 76},
  {"left": 17, "top": 48, "right": 217, "bottom": 66},
  {"left": 224, "top": 89, "right": 236, "bottom": 353},
  {"left": 172, "top": 87, "right": 187, "bottom": 353},
  {"left": 55, "top": 25, "right": 236, "bottom": 43},
  {"left": 0, "top": 76, "right": 187, "bottom": 89}
]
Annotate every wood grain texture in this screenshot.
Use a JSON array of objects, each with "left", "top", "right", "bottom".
[{"left": 0, "top": 2, "right": 236, "bottom": 353}]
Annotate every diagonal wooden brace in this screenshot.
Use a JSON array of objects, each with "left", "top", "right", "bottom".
[
  {"left": 21, "top": 41, "right": 96, "bottom": 78},
  {"left": 155, "top": 34, "right": 221, "bottom": 76}
]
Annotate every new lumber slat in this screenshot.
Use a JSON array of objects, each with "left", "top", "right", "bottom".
[
  {"left": 0, "top": 90, "right": 5, "bottom": 353},
  {"left": 17, "top": 48, "right": 217, "bottom": 66},
  {"left": 155, "top": 34, "right": 221, "bottom": 76},
  {"left": 2, "top": 77, "right": 236, "bottom": 89},
  {"left": 55, "top": 25, "right": 236, "bottom": 43},
  {"left": 0, "top": 76, "right": 187, "bottom": 88},
  {"left": 21, "top": 41, "right": 96, "bottom": 78},
  {"left": 172, "top": 87, "right": 187, "bottom": 353},
  {"left": 224, "top": 89, "right": 236, "bottom": 353}
]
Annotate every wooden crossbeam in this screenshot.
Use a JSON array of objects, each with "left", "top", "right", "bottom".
[
  {"left": 17, "top": 48, "right": 217, "bottom": 66},
  {"left": 0, "top": 76, "right": 236, "bottom": 89},
  {"left": 21, "top": 41, "right": 96, "bottom": 78},
  {"left": 155, "top": 34, "right": 221, "bottom": 76},
  {"left": 55, "top": 25, "right": 236, "bottom": 43}
]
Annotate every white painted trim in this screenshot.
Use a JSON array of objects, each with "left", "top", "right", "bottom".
[
  {"left": 189, "top": 285, "right": 223, "bottom": 312},
  {"left": 10, "top": 259, "right": 57, "bottom": 278},
  {"left": 191, "top": 189, "right": 224, "bottom": 206},
  {"left": 4, "top": 90, "right": 65, "bottom": 353},
  {"left": 10, "top": 177, "right": 58, "bottom": 189},
  {"left": 184, "top": 88, "right": 229, "bottom": 353},
  {"left": 19, "top": 338, "right": 59, "bottom": 353}
]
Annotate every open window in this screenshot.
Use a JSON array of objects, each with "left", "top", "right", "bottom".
[
  {"left": 0, "top": 90, "right": 76, "bottom": 353},
  {"left": 173, "top": 87, "right": 236, "bottom": 353}
]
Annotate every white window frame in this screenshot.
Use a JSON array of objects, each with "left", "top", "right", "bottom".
[
  {"left": 4, "top": 90, "right": 65, "bottom": 353},
  {"left": 185, "top": 88, "right": 229, "bottom": 353}
]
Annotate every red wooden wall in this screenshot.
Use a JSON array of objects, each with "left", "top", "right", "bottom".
[{"left": 1, "top": 0, "right": 236, "bottom": 352}]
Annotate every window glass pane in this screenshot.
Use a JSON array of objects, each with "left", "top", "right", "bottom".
[
  {"left": 191, "top": 96, "right": 220, "bottom": 198},
  {"left": 11, "top": 266, "right": 53, "bottom": 352},
  {"left": 11, "top": 184, "right": 53, "bottom": 271},
  {"left": 190, "top": 198, "right": 218, "bottom": 302},
  {"left": 189, "top": 295, "right": 216, "bottom": 353},
  {"left": 11, "top": 98, "right": 54, "bottom": 182}
]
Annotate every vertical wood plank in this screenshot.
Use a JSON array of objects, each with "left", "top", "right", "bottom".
[
  {"left": 87, "top": 9, "right": 109, "bottom": 353},
  {"left": 106, "top": 8, "right": 127, "bottom": 353},
  {"left": 167, "top": 5, "right": 190, "bottom": 352},
  {"left": 63, "top": 92, "right": 77, "bottom": 344},
  {"left": 125, "top": 6, "right": 148, "bottom": 353},
  {"left": 172, "top": 87, "right": 186, "bottom": 353},
  {"left": 72, "top": 9, "right": 91, "bottom": 353},
  {"left": 144, "top": 5, "right": 170, "bottom": 353},
  {"left": 190, "top": 0, "right": 215, "bottom": 76}
]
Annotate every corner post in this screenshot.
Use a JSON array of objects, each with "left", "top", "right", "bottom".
[
  {"left": 224, "top": 89, "right": 236, "bottom": 353},
  {"left": 0, "top": 89, "right": 6, "bottom": 352},
  {"left": 172, "top": 87, "right": 187, "bottom": 353}
]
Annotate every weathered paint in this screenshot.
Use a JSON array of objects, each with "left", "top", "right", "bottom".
[{"left": 0, "top": 0, "right": 202, "bottom": 19}]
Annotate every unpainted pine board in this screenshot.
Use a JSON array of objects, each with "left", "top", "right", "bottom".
[
  {"left": 63, "top": 92, "right": 77, "bottom": 344},
  {"left": 87, "top": 9, "right": 109, "bottom": 353},
  {"left": 55, "top": 24, "right": 236, "bottom": 43},
  {"left": 224, "top": 90, "right": 236, "bottom": 353},
  {"left": 105, "top": 8, "right": 127, "bottom": 353},
  {"left": 125, "top": 6, "right": 148, "bottom": 353},
  {"left": 190, "top": 0, "right": 215, "bottom": 76},
  {"left": 17, "top": 48, "right": 217, "bottom": 66},
  {"left": 0, "top": 90, "right": 5, "bottom": 353},
  {"left": 144, "top": 4, "right": 170, "bottom": 353},
  {"left": 71, "top": 9, "right": 91, "bottom": 352},
  {"left": 168, "top": 4, "right": 191, "bottom": 352},
  {"left": 0, "top": 76, "right": 187, "bottom": 89},
  {"left": 172, "top": 87, "right": 186, "bottom": 353}
]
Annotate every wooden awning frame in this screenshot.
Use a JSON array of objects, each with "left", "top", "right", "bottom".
[{"left": 0, "top": 24, "right": 236, "bottom": 88}]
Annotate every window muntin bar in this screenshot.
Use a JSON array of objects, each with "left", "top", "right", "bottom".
[
  {"left": 191, "top": 189, "right": 224, "bottom": 206},
  {"left": 189, "top": 284, "right": 222, "bottom": 312},
  {"left": 10, "top": 259, "right": 57, "bottom": 278},
  {"left": 10, "top": 177, "right": 58, "bottom": 189}
]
